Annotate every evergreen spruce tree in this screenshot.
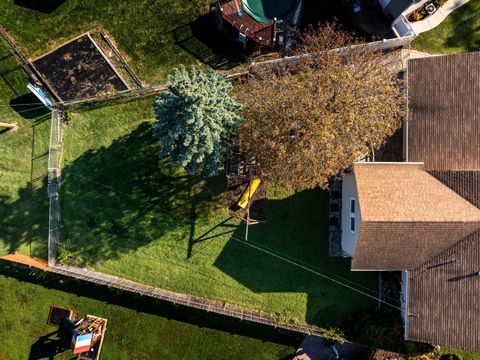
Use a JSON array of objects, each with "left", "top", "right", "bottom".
[{"left": 153, "top": 65, "right": 241, "bottom": 177}]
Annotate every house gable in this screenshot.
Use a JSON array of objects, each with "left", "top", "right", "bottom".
[{"left": 350, "top": 162, "right": 480, "bottom": 271}]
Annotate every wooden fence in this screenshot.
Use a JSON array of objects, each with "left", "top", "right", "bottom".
[{"left": 49, "top": 264, "right": 323, "bottom": 336}]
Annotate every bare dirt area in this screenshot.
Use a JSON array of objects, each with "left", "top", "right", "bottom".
[{"left": 32, "top": 34, "right": 128, "bottom": 102}]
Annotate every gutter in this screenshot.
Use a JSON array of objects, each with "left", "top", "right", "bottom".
[
  {"left": 403, "top": 270, "right": 409, "bottom": 340},
  {"left": 404, "top": 54, "right": 409, "bottom": 162}
]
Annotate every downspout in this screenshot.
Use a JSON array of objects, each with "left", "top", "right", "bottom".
[
  {"left": 403, "top": 270, "right": 409, "bottom": 340},
  {"left": 404, "top": 46, "right": 409, "bottom": 162}
]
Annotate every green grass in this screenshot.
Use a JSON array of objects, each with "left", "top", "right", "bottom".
[
  {"left": 0, "top": 264, "right": 298, "bottom": 359},
  {"left": 411, "top": 0, "right": 480, "bottom": 54},
  {"left": 0, "top": 0, "right": 244, "bottom": 84},
  {"left": 0, "top": 41, "right": 50, "bottom": 258},
  {"left": 59, "top": 98, "right": 378, "bottom": 331}
]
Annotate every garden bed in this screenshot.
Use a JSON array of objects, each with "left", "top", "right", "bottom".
[
  {"left": 407, "top": 0, "right": 448, "bottom": 22},
  {"left": 31, "top": 34, "right": 128, "bottom": 102}
]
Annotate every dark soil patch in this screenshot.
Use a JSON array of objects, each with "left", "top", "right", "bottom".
[{"left": 32, "top": 35, "right": 128, "bottom": 102}]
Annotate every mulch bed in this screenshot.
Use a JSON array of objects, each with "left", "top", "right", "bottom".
[{"left": 32, "top": 34, "right": 128, "bottom": 102}]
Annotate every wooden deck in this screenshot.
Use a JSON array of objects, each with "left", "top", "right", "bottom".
[{"left": 218, "top": 0, "right": 275, "bottom": 46}]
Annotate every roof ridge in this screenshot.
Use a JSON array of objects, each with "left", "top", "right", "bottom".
[{"left": 412, "top": 227, "right": 480, "bottom": 276}]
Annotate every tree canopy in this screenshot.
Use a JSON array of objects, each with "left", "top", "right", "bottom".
[
  {"left": 153, "top": 65, "right": 241, "bottom": 177},
  {"left": 236, "top": 23, "right": 405, "bottom": 189}
]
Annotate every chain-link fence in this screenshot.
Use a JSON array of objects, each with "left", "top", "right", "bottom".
[{"left": 47, "top": 109, "right": 63, "bottom": 266}]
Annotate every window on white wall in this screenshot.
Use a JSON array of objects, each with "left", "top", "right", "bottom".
[{"left": 350, "top": 197, "right": 355, "bottom": 232}]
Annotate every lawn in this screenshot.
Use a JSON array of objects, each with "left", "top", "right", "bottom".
[
  {"left": 411, "top": 0, "right": 480, "bottom": 54},
  {"left": 59, "top": 97, "right": 378, "bottom": 332},
  {"left": 0, "top": 263, "right": 298, "bottom": 359},
  {"left": 0, "top": 0, "right": 245, "bottom": 85},
  {"left": 0, "top": 40, "right": 50, "bottom": 259}
]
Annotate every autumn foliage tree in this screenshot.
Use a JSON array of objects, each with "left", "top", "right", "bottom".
[
  {"left": 237, "top": 23, "right": 405, "bottom": 189},
  {"left": 153, "top": 65, "right": 241, "bottom": 177}
]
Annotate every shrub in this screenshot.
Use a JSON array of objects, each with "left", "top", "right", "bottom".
[
  {"left": 57, "top": 246, "right": 82, "bottom": 266},
  {"left": 408, "top": 9, "right": 425, "bottom": 22},
  {"left": 439, "top": 354, "right": 463, "bottom": 360},
  {"left": 432, "top": 0, "right": 448, "bottom": 7}
]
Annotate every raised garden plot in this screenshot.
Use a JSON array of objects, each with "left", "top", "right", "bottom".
[{"left": 31, "top": 34, "right": 128, "bottom": 102}]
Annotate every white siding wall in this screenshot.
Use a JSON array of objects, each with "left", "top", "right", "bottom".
[{"left": 341, "top": 173, "right": 361, "bottom": 257}]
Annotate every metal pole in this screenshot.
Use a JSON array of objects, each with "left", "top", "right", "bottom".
[{"left": 245, "top": 172, "right": 252, "bottom": 242}]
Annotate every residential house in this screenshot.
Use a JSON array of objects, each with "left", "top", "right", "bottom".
[{"left": 339, "top": 51, "right": 480, "bottom": 350}]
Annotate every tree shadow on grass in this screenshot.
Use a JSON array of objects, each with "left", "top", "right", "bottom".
[
  {"left": 0, "top": 188, "right": 49, "bottom": 258},
  {"left": 14, "top": 0, "right": 66, "bottom": 14},
  {"left": 0, "top": 114, "right": 51, "bottom": 258},
  {"left": 172, "top": 14, "right": 247, "bottom": 70},
  {"left": 214, "top": 189, "right": 379, "bottom": 332},
  {"left": 61, "top": 121, "right": 226, "bottom": 265}
]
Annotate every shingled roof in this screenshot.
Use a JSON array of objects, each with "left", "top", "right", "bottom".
[
  {"left": 351, "top": 163, "right": 480, "bottom": 270},
  {"left": 403, "top": 52, "right": 480, "bottom": 350},
  {"left": 407, "top": 52, "right": 480, "bottom": 171},
  {"left": 408, "top": 230, "right": 480, "bottom": 351}
]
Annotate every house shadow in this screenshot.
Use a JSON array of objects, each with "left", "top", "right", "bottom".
[
  {"left": 213, "top": 188, "right": 379, "bottom": 331},
  {"left": 60, "top": 121, "right": 226, "bottom": 265},
  {"left": 172, "top": 14, "right": 247, "bottom": 70},
  {"left": 14, "top": 0, "right": 66, "bottom": 14},
  {"left": 301, "top": 0, "right": 358, "bottom": 33}
]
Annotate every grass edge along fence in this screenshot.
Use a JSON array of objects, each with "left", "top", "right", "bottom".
[
  {"left": 47, "top": 109, "right": 63, "bottom": 266},
  {"left": 47, "top": 264, "right": 345, "bottom": 340}
]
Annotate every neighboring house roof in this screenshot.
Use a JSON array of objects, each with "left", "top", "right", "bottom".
[
  {"left": 407, "top": 52, "right": 480, "bottom": 171},
  {"left": 429, "top": 171, "right": 480, "bottom": 208},
  {"left": 351, "top": 162, "right": 480, "bottom": 270},
  {"left": 404, "top": 53, "right": 480, "bottom": 350},
  {"left": 407, "top": 229, "right": 480, "bottom": 351}
]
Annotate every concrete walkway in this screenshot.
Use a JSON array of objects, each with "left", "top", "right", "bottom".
[{"left": 411, "top": 0, "right": 471, "bottom": 34}]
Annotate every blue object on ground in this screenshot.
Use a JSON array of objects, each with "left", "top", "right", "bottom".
[{"left": 331, "top": 344, "right": 340, "bottom": 359}]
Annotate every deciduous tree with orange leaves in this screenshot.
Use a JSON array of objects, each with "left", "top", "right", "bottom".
[{"left": 237, "top": 23, "right": 405, "bottom": 189}]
